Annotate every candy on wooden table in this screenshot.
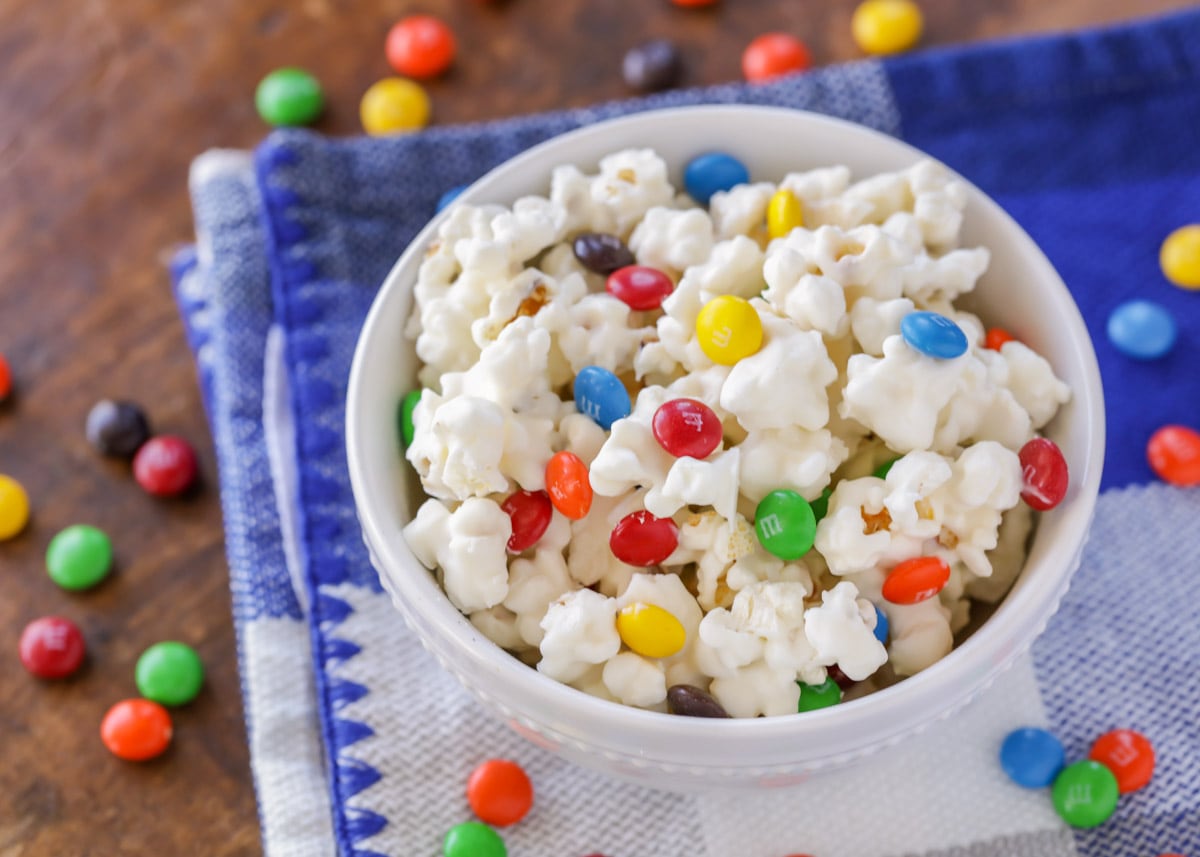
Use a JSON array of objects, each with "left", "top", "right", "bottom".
[
  {"left": 1160, "top": 224, "right": 1200, "bottom": 289},
  {"left": 86, "top": 399, "right": 151, "bottom": 458},
  {"left": 136, "top": 641, "right": 205, "bottom": 707},
  {"left": 622, "top": 39, "right": 684, "bottom": 93},
  {"left": 871, "top": 604, "right": 888, "bottom": 644},
  {"left": 1089, "top": 729, "right": 1154, "bottom": 793},
  {"left": 742, "top": 33, "right": 811, "bottom": 83},
  {"left": 133, "top": 435, "right": 199, "bottom": 497},
  {"left": 766, "top": 188, "right": 803, "bottom": 239},
  {"left": 254, "top": 68, "right": 324, "bottom": 127},
  {"left": 670, "top": 0, "right": 717, "bottom": 6},
  {"left": 443, "top": 821, "right": 506, "bottom": 857},
  {"left": 544, "top": 451, "right": 593, "bottom": 519},
  {"left": 386, "top": 15, "right": 456, "bottom": 79},
  {"left": 500, "top": 490, "right": 553, "bottom": 553},
  {"left": 101, "top": 699, "right": 173, "bottom": 762},
  {"left": 573, "top": 365, "right": 631, "bottom": 430},
  {"left": 361, "top": 78, "right": 431, "bottom": 136},
  {"left": 1107, "top": 299, "right": 1176, "bottom": 360},
  {"left": 651, "top": 398, "right": 722, "bottom": 459},
  {"left": 46, "top": 524, "right": 113, "bottom": 591},
  {"left": 436, "top": 186, "right": 466, "bottom": 213},
  {"left": 466, "top": 759, "right": 534, "bottom": 827},
  {"left": 0, "top": 352, "right": 10, "bottom": 401},
  {"left": 999, "top": 727, "right": 1065, "bottom": 788},
  {"left": 754, "top": 489, "right": 816, "bottom": 560},
  {"left": 19, "top": 616, "right": 86, "bottom": 680},
  {"left": 1019, "top": 437, "right": 1069, "bottom": 511},
  {"left": 695, "top": 295, "right": 763, "bottom": 365},
  {"left": 609, "top": 510, "right": 678, "bottom": 567},
  {"left": 0, "top": 473, "right": 30, "bottom": 541},
  {"left": 984, "top": 327, "right": 1017, "bottom": 351},
  {"left": 881, "top": 555, "right": 950, "bottom": 604},
  {"left": 797, "top": 676, "right": 842, "bottom": 712},
  {"left": 399, "top": 389, "right": 422, "bottom": 448},
  {"left": 666, "top": 684, "right": 730, "bottom": 717},
  {"left": 901, "top": 310, "right": 968, "bottom": 359},
  {"left": 616, "top": 602, "right": 686, "bottom": 658},
  {"left": 572, "top": 232, "right": 635, "bottom": 275},
  {"left": 684, "top": 152, "right": 750, "bottom": 205},
  {"left": 851, "top": 0, "right": 924, "bottom": 55},
  {"left": 1051, "top": 760, "right": 1119, "bottom": 828},
  {"left": 1147, "top": 425, "right": 1200, "bottom": 486},
  {"left": 607, "top": 265, "right": 674, "bottom": 311}
]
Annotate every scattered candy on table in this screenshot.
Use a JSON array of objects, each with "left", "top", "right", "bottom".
[
  {"left": 101, "top": 698, "right": 173, "bottom": 762},
  {"left": 766, "top": 188, "right": 803, "bottom": 239},
  {"left": 851, "top": 0, "right": 924, "bottom": 55},
  {"left": 1159, "top": 223, "right": 1200, "bottom": 289},
  {"left": 901, "top": 310, "right": 968, "bottom": 359},
  {"left": 19, "top": 616, "right": 86, "bottom": 680},
  {"left": 742, "top": 33, "right": 811, "bottom": 83},
  {"left": 467, "top": 759, "right": 534, "bottom": 827},
  {"left": 436, "top": 186, "right": 466, "bottom": 213},
  {"left": 399, "top": 389, "right": 422, "bottom": 448},
  {"left": 133, "top": 435, "right": 199, "bottom": 497},
  {"left": 652, "top": 398, "right": 722, "bottom": 459},
  {"left": 135, "top": 641, "right": 206, "bottom": 707},
  {"left": 46, "top": 524, "right": 113, "bottom": 591},
  {"left": 573, "top": 365, "right": 631, "bottom": 430},
  {"left": 501, "top": 490, "right": 553, "bottom": 553},
  {"left": 386, "top": 15, "right": 457, "bottom": 79},
  {"left": 86, "top": 399, "right": 151, "bottom": 458},
  {"left": 999, "top": 727, "right": 1066, "bottom": 788},
  {"left": 666, "top": 683, "right": 730, "bottom": 717},
  {"left": 609, "top": 510, "right": 679, "bottom": 567},
  {"left": 544, "top": 451, "right": 593, "bottom": 519},
  {"left": 606, "top": 265, "right": 674, "bottom": 310},
  {"left": 254, "top": 68, "right": 325, "bottom": 127},
  {"left": 1089, "top": 729, "right": 1154, "bottom": 793},
  {"left": 1146, "top": 424, "right": 1200, "bottom": 486},
  {"left": 443, "top": 821, "right": 506, "bottom": 857},
  {"left": 0, "top": 473, "right": 30, "bottom": 541},
  {"left": 360, "top": 77, "right": 431, "bottom": 136},
  {"left": 696, "top": 295, "right": 763, "bottom": 364},
  {"left": 754, "top": 489, "right": 816, "bottom": 560},
  {"left": 622, "top": 39, "right": 684, "bottom": 93},
  {"left": 1107, "top": 299, "right": 1176, "bottom": 360},
  {"left": 984, "top": 327, "right": 1017, "bottom": 351},
  {"left": 0, "top": 351, "right": 11, "bottom": 401},
  {"left": 881, "top": 555, "right": 950, "bottom": 604},
  {"left": 1018, "top": 437, "right": 1069, "bottom": 511},
  {"left": 572, "top": 232, "right": 635, "bottom": 275},
  {"left": 617, "top": 601, "right": 686, "bottom": 658},
  {"left": 684, "top": 152, "right": 749, "bottom": 205},
  {"left": 797, "top": 676, "right": 842, "bottom": 712},
  {"left": 1051, "top": 760, "right": 1119, "bottom": 828}
]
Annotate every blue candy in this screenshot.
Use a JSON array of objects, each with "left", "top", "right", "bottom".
[
  {"left": 901, "top": 311, "right": 969, "bottom": 359},
  {"left": 1106, "top": 299, "right": 1176, "bottom": 360},
  {"left": 436, "top": 185, "right": 466, "bottom": 213},
  {"left": 574, "top": 366, "right": 631, "bottom": 430},
  {"left": 1000, "top": 727, "right": 1066, "bottom": 788},
  {"left": 684, "top": 153, "right": 750, "bottom": 206},
  {"left": 872, "top": 604, "right": 889, "bottom": 644}
]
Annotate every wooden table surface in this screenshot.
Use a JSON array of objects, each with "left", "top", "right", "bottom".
[{"left": 0, "top": 0, "right": 1192, "bottom": 852}]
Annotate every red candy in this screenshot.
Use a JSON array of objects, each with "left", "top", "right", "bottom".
[
  {"left": 19, "top": 616, "right": 86, "bottom": 679},
  {"left": 882, "top": 556, "right": 950, "bottom": 605},
  {"left": 466, "top": 758, "right": 534, "bottom": 826},
  {"left": 742, "top": 33, "right": 811, "bottom": 82},
  {"left": 101, "top": 698, "right": 173, "bottom": 761},
  {"left": 386, "top": 15, "right": 456, "bottom": 79},
  {"left": 501, "top": 490, "right": 553, "bottom": 553},
  {"left": 606, "top": 265, "right": 674, "bottom": 311},
  {"left": 984, "top": 327, "right": 1016, "bottom": 351},
  {"left": 1018, "top": 437, "right": 1069, "bottom": 510},
  {"left": 545, "top": 451, "right": 593, "bottom": 520},
  {"left": 609, "top": 511, "right": 679, "bottom": 566},
  {"left": 0, "top": 352, "right": 10, "bottom": 401},
  {"left": 652, "top": 398, "right": 722, "bottom": 459},
  {"left": 133, "top": 435, "right": 199, "bottom": 497},
  {"left": 1147, "top": 425, "right": 1200, "bottom": 486},
  {"left": 1089, "top": 729, "right": 1154, "bottom": 793}
]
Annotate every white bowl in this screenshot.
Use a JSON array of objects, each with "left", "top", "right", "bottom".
[{"left": 346, "top": 105, "right": 1105, "bottom": 791}]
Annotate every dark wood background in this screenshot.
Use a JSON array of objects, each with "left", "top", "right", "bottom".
[{"left": 0, "top": 0, "right": 1192, "bottom": 852}]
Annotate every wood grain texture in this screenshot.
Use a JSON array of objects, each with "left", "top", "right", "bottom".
[{"left": 0, "top": 0, "right": 1191, "bottom": 852}]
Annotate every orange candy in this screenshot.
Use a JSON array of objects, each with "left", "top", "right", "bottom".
[
  {"left": 1089, "top": 729, "right": 1154, "bottom": 793},
  {"left": 742, "top": 33, "right": 811, "bottom": 82},
  {"left": 386, "top": 15, "right": 456, "bottom": 79},
  {"left": 1147, "top": 425, "right": 1200, "bottom": 486},
  {"left": 101, "top": 699, "right": 173, "bottom": 761},
  {"left": 545, "top": 451, "right": 593, "bottom": 520},
  {"left": 882, "top": 556, "right": 950, "bottom": 605},
  {"left": 466, "top": 758, "right": 534, "bottom": 826},
  {"left": 984, "top": 327, "right": 1016, "bottom": 351},
  {"left": 0, "top": 352, "right": 10, "bottom": 401}
]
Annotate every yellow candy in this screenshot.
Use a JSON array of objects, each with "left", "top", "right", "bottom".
[
  {"left": 0, "top": 473, "right": 30, "bottom": 541},
  {"left": 1160, "top": 224, "right": 1200, "bottom": 290},
  {"left": 695, "top": 295, "right": 763, "bottom": 365},
  {"left": 852, "top": 0, "right": 924, "bottom": 56},
  {"left": 767, "top": 189, "right": 803, "bottom": 240},
  {"left": 616, "top": 602, "right": 686, "bottom": 659},
  {"left": 360, "top": 78, "right": 431, "bottom": 136}
]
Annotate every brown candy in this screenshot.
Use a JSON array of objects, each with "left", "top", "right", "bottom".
[{"left": 666, "top": 684, "right": 730, "bottom": 718}]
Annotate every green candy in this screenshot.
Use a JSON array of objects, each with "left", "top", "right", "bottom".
[
  {"left": 255, "top": 68, "right": 324, "bottom": 127},
  {"left": 444, "top": 822, "right": 506, "bottom": 857},
  {"left": 136, "top": 641, "right": 205, "bottom": 706},
  {"left": 873, "top": 457, "right": 899, "bottom": 480},
  {"left": 1051, "top": 761, "right": 1119, "bottom": 828},
  {"left": 797, "top": 677, "right": 842, "bottom": 713},
  {"left": 810, "top": 486, "right": 833, "bottom": 524},
  {"left": 46, "top": 524, "right": 113, "bottom": 591},
  {"left": 754, "top": 489, "right": 816, "bottom": 560},
  {"left": 399, "top": 389, "right": 422, "bottom": 448}
]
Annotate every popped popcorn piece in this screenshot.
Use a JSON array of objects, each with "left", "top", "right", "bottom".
[
  {"left": 967, "top": 503, "right": 1034, "bottom": 603},
  {"left": 470, "top": 604, "right": 529, "bottom": 652},
  {"left": 407, "top": 394, "right": 510, "bottom": 500},
  {"left": 538, "top": 588, "right": 621, "bottom": 683},
  {"left": 774, "top": 225, "right": 914, "bottom": 303},
  {"left": 602, "top": 652, "right": 668, "bottom": 707},
  {"left": 504, "top": 549, "right": 578, "bottom": 647},
  {"left": 902, "top": 247, "right": 990, "bottom": 305},
  {"left": 565, "top": 492, "right": 643, "bottom": 597},
  {"left": 709, "top": 661, "right": 802, "bottom": 718},
  {"left": 999, "top": 341, "right": 1073, "bottom": 429},
  {"left": 738, "top": 425, "right": 848, "bottom": 503},
  {"left": 803, "top": 581, "right": 888, "bottom": 680},
  {"left": 813, "top": 476, "right": 925, "bottom": 576},
  {"left": 761, "top": 242, "right": 849, "bottom": 337},
  {"left": 403, "top": 497, "right": 512, "bottom": 613},
  {"left": 557, "top": 293, "right": 650, "bottom": 375},
  {"left": 558, "top": 412, "right": 608, "bottom": 465},
  {"left": 648, "top": 448, "right": 741, "bottom": 522},
  {"left": 629, "top": 206, "right": 715, "bottom": 273}
]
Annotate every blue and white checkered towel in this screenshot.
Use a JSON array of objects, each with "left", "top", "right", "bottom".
[{"left": 173, "top": 10, "right": 1200, "bottom": 856}]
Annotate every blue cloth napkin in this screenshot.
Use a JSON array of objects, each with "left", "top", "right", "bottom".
[{"left": 173, "top": 11, "right": 1200, "bottom": 857}]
